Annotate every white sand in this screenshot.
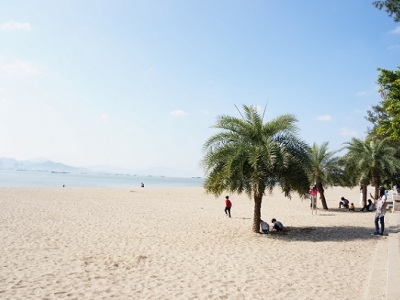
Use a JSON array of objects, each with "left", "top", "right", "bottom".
[{"left": 0, "top": 186, "right": 390, "bottom": 299}]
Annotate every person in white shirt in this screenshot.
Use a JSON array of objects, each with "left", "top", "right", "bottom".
[
  {"left": 370, "top": 187, "right": 387, "bottom": 236},
  {"left": 359, "top": 199, "right": 374, "bottom": 212},
  {"left": 260, "top": 220, "right": 269, "bottom": 234}
]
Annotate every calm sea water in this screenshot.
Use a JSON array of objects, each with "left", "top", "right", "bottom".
[{"left": 0, "top": 170, "right": 204, "bottom": 188}]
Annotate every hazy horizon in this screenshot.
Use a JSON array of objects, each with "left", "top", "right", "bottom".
[{"left": 0, "top": 156, "right": 198, "bottom": 177}]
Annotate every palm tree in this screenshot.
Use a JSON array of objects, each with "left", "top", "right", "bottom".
[
  {"left": 341, "top": 137, "right": 400, "bottom": 201},
  {"left": 308, "top": 142, "right": 342, "bottom": 210},
  {"left": 339, "top": 156, "right": 370, "bottom": 206},
  {"left": 202, "top": 105, "right": 311, "bottom": 233}
]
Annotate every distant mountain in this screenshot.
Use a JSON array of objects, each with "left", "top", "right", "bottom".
[
  {"left": 0, "top": 158, "right": 20, "bottom": 169},
  {"left": 24, "top": 158, "right": 51, "bottom": 164},
  {"left": 84, "top": 165, "right": 203, "bottom": 177},
  {"left": 0, "top": 157, "right": 80, "bottom": 173},
  {"left": 82, "top": 165, "right": 199, "bottom": 177},
  {"left": 0, "top": 157, "right": 202, "bottom": 178},
  {"left": 26, "top": 161, "right": 81, "bottom": 173},
  {"left": 84, "top": 164, "right": 134, "bottom": 174}
]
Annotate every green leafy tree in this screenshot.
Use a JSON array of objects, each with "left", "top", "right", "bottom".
[
  {"left": 365, "top": 101, "right": 390, "bottom": 137},
  {"left": 375, "top": 67, "right": 400, "bottom": 140},
  {"left": 341, "top": 137, "right": 400, "bottom": 201},
  {"left": 370, "top": 1, "right": 400, "bottom": 138},
  {"left": 202, "top": 105, "right": 311, "bottom": 233},
  {"left": 308, "top": 142, "right": 342, "bottom": 210},
  {"left": 373, "top": 0, "right": 400, "bottom": 22},
  {"left": 365, "top": 69, "right": 400, "bottom": 182}
]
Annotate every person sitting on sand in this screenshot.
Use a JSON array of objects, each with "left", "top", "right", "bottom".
[
  {"left": 359, "top": 199, "right": 374, "bottom": 212},
  {"left": 260, "top": 220, "right": 269, "bottom": 234},
  {"left": 271, "top": 218, "right": 283, "bottom": 231},
  {"left": 349, "top": 203, "right": 355, "bottom": 211},
  {"left": 339, "top": 197, "right": 349, "bottom": 209}
]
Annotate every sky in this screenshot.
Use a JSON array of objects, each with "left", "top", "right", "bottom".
[{"left": 0, "top": 1, "right": 399, "bottom": 177}]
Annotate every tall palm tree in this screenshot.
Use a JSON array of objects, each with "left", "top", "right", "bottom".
[
  {"left": 308, "top": 142, "right": 342, "bottom": 210},
  {"left": 339, "top": 156, "right": 370, "bottom": 206},
  {"left": 202, "top": 105, "right": 311, "bottom": 233},
  {"left": 341, "top": 137, "right": 400, "bottom": 201}
]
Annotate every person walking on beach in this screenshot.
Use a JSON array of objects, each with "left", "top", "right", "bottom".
[
  {"left": 370, "top": 187, "right": 387, "bottom": 236},
  {"left": 224, "top": 196, "right": 232, "bottom": 218}
]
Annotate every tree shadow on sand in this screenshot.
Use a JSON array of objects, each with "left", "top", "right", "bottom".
[{"left": 265, "top": 226, "right": 382, "bottom": 242}]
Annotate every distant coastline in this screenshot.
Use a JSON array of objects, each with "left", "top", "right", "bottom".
[
  {"left": 0, "top": 170, "right": 203, "bottom": 188},
  {"left": 0, "top": 157, "right": 200, "bottom": 178}
]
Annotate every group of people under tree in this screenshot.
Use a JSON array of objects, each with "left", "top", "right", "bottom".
[
  {"left": 337, "top": 186, "right": 388, "bottom": 235},
  {"left": 338, "top": 197, "right": 356, "bottom": 211},
  {"left": 224, "top": 183, "right": 389, "bottom": 236},
  {"left": 202, "top": 103, "right": 398, "bottom": 235},
  {"left": 259, "top": 218, "right": 283, "bottom": 234},
  {"left": 308, "top": 178, "right": 391, "bottom": 237},
  {"left": 224, "top": 195, "right": 283, "bottom": 234}
]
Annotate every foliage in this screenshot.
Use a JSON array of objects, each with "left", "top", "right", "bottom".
[
  {"left": 365, "top": 102, "right": 390, "bottom": 136},
  {"left": 373, "top": 0, "right": 400, "bottom": 22},
  {"left": 340, "top": 137, "right": 400, "bottom": 199},
  {"left": 366, "top": 67, "right": 400, "bottom": 140},
  {"left": 307, "top": 142, "right": 342, "bottom": 210},
  {"left": 202, "top": 105, "right": 310, "bottom": 232},
  {"left": 375, "top": 67, "right": 400, "bottom": 140}
]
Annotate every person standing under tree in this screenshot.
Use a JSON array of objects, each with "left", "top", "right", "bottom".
[
  {"left": 310, "top": 185, "right": 317, "bottom": 209},
  {"left": 224, "top": 196, "right": 232, "bottom": 218},
  {"left": 370, "top": 187, "right": 387, "bottom": 236}
]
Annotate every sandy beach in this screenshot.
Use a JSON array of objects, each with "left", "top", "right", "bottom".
[{"left": 0, "top": 186, "right": 390, "bottom": 299}]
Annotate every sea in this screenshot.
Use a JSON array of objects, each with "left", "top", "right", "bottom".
[{"left": 0, "top": 170, "right": 204, "bottom": 188}]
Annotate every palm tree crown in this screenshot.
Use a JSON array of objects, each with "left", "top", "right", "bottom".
[
  {"left": 202, "top": 105, "right": 311, "bottom": 232},
  {"left": 341, "top": 137, "right": 400, "bottom": 199}
]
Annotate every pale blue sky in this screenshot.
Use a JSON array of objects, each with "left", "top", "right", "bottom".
[{"left": 0, "top": 1, "right": 399, "bottom": 176}]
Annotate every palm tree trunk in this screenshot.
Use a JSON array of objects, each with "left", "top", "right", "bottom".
[
  {"left": 362, "top": 183, "right": 368, "bottom": 206},
  {"left": 253, "top": 193, "right": 263, "bottom": 233},
  {"left": 317, "top": 182, "right": 328, "bottom": 210},
  {"left": 373, "top": 172, "right": 380, "bottom": 199}
]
